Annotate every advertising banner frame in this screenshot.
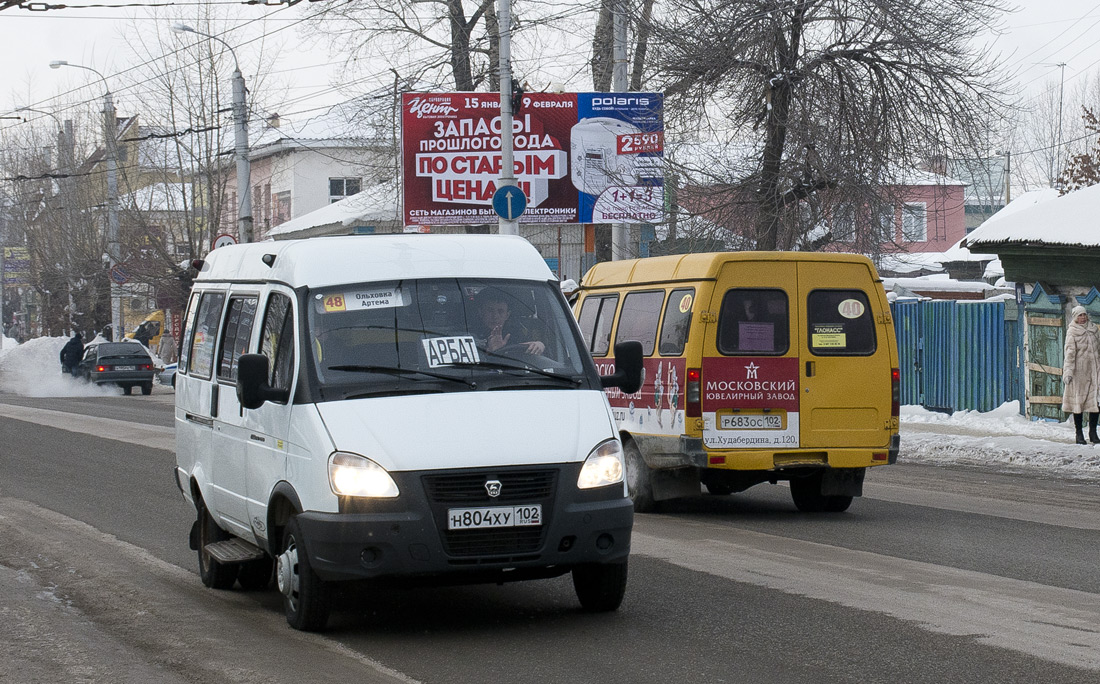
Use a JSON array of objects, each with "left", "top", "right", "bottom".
[{"left": 401, "top": 92, "right": 664, "bottom": 226}]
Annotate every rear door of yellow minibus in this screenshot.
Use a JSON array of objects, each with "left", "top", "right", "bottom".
[
  {"left": 702, "top": 259, "right": 800, "bottom": 453},
  {"left": 796, "top": 260, "right": 894, "bottom": 450}
]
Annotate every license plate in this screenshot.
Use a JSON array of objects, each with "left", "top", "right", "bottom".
[
  {"left": 719, "top": 412, "right": 784, "bottom": 430},
  {"left": 114, "top": 365, "right": 136, "bottom": 371},
  {"left": 447, "top": 504, "right": 542, "bottom": 530}
]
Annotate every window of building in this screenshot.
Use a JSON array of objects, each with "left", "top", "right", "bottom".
[
  {"left": 329, "top": 177, "right": 362, "bottom": 203},
  {"left": 902, "top": 202, "right": 927, "bottom": 242}
]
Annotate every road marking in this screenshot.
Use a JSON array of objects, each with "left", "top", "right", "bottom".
[
  {"left": 0, "top": 402, "right": 174, "bottom": 451},
  {"left": 633, "top": 518, "right": 1100, "bottom": 671}
]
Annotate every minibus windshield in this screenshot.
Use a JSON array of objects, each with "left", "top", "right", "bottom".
[{"left": 306, "top": 278, "right": 591, "bottom": 398}]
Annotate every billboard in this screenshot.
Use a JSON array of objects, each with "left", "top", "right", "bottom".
[
  {"left": 402, "top": 92, "right": 663, "bottom": 226},
  {"left": 2, "top": 247, "right": 30, "bottom": 286}
]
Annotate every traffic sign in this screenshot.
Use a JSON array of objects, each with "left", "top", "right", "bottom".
[
  {"left": 491, "top": 185, "right": 527, "bottom": 220},
  {"left": 212, "top": 233, "right": 238, "bottom": 250},
  {"left": 109, "top": 264, "right": 130, "bottom": 285}
]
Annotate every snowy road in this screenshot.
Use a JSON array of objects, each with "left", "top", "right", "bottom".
[{"left": 2, "top": 393, "right": 1099, "bottom": 683}]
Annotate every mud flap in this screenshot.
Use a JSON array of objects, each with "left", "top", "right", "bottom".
[
  {"left": 189, "top": 519, "right": 200, "bottom": 551},
  {"left": 651, "top": 466, "right": 702, "bottom": 501},
  {"left": 821, "top": 468, "right": 865, "bottom": 497}
]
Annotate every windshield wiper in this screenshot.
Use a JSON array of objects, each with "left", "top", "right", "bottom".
[
  {"left": 471, "top": 360, "right": 583, "bottom": 386},
  {"left": 327, "top": 364, "right": 477, "bottom": 388}
]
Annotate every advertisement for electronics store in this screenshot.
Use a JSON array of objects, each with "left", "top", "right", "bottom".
[{"left": 401, "top": 92, "right": 664, "bottom": 226}]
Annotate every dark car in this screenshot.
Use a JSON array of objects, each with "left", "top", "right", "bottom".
[{"left": 77, "top": 342, "right": 155, "bottom": 395}]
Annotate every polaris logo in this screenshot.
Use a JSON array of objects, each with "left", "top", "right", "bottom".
[{"left": 592, "top": 96, "right": 650, "bottom": 106}]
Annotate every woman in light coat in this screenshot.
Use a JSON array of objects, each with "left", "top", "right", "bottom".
[{"left": 1062, "top": 305, "right": 1100, "bottom": 444}]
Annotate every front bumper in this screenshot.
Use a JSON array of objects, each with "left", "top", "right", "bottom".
[{"left": 295, "top": 464, "right": 633, "bottom": 583}]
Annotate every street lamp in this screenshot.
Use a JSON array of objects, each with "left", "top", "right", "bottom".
[
  {"left": 49, "top": 60, "right": 122, "bottom": 341},
  {"left": 171, "top": 23, "right": 252, "bottom": 244}
]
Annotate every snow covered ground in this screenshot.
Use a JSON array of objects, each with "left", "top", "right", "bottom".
[{"left": 2, "top": 335, "right": 1099, "bottom": 481}]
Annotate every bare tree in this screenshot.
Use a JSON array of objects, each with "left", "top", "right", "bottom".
[{"left": 651, "top": 0, "right": 1013, "bottom": 251}]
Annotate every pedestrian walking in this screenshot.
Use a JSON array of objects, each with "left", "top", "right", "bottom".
[
  {"left": 59, "top": 332, "right": 84, "bottom": 377},
  {"left": 1062, "top": 305, "right": 1100, "bottom": 445}
]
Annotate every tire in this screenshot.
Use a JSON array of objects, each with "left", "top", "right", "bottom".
[
  {"left": 277, "top": 516, "right": 331, "bottom": 631},
  {"left": 623, "top": 439, "right": 656, "bottom": 513},
  {"left": 237, "top": 556, "right": 274, "bottom": 591},
  {"left": 789, "top": 471, "right": 853, "bottom": 513},
  {"left": 122, "top": 384, "right": 133, "bottom": 395},
  {"left": 197, "top": 502, "right": 239, "bottom": 589},
  {"left": 141, "top": 381, "right": 153, "bottom": 395},
  {"left": 572, "top": 561, "right": 628, "bottom": 612}
]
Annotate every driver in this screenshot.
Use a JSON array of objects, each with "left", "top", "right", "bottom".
[{"left": 472, "top": 288, "right": 545, "bottom": 356}]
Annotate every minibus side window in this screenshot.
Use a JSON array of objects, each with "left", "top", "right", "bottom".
[
  {"left": 616, "top": 290, "right": 665, "bottom": 356},
  {"left": 717, "top": 288, "right": 789, "bottom": 355},
  {"left": 658, "top": 288, "right": 695, "bottom": 356},
  {"left": 807, "top": 289, "right": 876, "bottom": 355},
  {"left": 178, "top": 291, "right": 201, "bottom": 374},
  {"left": 187, "top": 292, "right": 226, "bottom": 380},
  {"left": 261, "top": 293, "right": 295, "bottom": 393},
  {"left": 216, "top": 296, "right": 258, "bottom": 383},
  {"left": 577, "top": 294, "right": 619, "bottom": 356}
]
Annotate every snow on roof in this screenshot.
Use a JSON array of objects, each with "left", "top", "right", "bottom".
[
  {"left": 883, "top": 274, "right": 1001, "bottom": 293},
  {"left": 267, "top": 182, "right": 399, "bottom": 238},
  {"left": 249, "top": 99, "right": 379, "bottom": 157},
  {"left": 123, "top": 182, "right": 193, "bottom": 213},
  {"left": 939, "top": 236, "right": 996, "bottom": 263},
  {"left": 876, "top": 250, "right": 946, "bottom": 275},
  {"left": 964, "top": 186, "right": 1093, "bottom": 248}
]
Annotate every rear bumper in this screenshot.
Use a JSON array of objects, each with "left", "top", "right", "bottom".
[
  {"left": 90, "top": 371, "right": 154, "bottom": 385},
  {"left": 637, "top": 434, "right": 899, "bottom": 471}
]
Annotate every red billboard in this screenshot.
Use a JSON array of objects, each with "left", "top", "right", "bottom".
[{"left": 401, "top": 92, "right": 664, "bottom": 226}]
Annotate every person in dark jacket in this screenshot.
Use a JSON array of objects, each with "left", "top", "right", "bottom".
[{"left": 60, "top": 332, "right": 84, "bottom": 376}]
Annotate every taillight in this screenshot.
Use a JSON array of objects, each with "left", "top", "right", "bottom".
[
  {"left": 891, "top": 367, "right": 900, "bottom": 417},
  {"left": 686, "top": 368, "right": 701, "bottom": 417},
  {"left": 141, "top": 364, "right": 152, "bottom": 371},
  {"left": 96, "top": 365, "right": 107, "bottom": 372}
]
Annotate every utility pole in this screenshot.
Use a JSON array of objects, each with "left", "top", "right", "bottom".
[
  {"left": 50, "top": 60, "right": 122, "bottom": 341},
  {"left": 172, "top": 24, "right": 252, "bottom": 243},
  {"left": 496, "top": 0, "right": 519, "bottom": 236},
  {"left": 611, "top": 0, "right": 629, "bottom": 260}
]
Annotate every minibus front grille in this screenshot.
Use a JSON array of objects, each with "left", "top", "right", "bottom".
[
  {"left": 442, "top": 527, "right": 545, "bottom": 558},
  {"left": 422, "top": 469, "right": 557, "bottom": 504}
]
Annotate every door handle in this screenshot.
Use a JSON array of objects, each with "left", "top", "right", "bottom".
[{"left": 805, "top": 361, "right": 815, "bottom": 377}]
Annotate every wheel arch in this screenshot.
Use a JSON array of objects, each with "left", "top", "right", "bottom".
[{"left": 266, "top": 481, "right": 303, "bottom": 556}]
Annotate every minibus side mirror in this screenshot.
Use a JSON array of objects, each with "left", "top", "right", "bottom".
[
  {"left": 600, "top": 341, "right": 644, "bottom": 394},
  {"left": 237, "top": 353, "right": 281, "bottom": 409}
]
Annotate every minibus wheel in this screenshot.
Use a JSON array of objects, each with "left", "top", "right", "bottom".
[
  {"left": 237, "top": 557, "right": 274, "bottom": 591},
  {"left": 623, "top": 440, "right": 655, "bottom": 513},
  {"left": 277, "top": 516, "right": 331, "bottom": 631},
  {"left": 789, "top": 472, "right": 853, "bottom": 513},
  {"left": 197, "top": 501, "right": 239, "bottom": 589},
  {"left": 572, "top": 561, "right": 628, "bottom": 612}
]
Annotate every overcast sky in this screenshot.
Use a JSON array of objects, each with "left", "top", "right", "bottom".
[{"left": 2, "top": 1, "right": 1100, "bottom": 129}]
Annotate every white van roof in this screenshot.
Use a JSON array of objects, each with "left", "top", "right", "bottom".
[{"left": 195, "top": 234, "right": 555, "bottom": 287}]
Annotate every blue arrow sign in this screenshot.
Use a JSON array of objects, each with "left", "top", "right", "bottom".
[{"left": 492, "top": 185, "right": 528, "bottom": 220}]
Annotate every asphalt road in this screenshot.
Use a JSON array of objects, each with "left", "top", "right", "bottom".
[{"left": 2, "top": 390, "right": 1099, "bottom": 683}]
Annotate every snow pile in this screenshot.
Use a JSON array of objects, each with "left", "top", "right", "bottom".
[
  {"left": 901, "top": 402, "right": 1100, "bottom": 481},
  {"left": 0, "top": 336, "right": 160, "bottom": 398}
]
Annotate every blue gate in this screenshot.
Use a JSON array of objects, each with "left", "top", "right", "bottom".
[{"left": 891, "top": 299, "right": 1023, "bottom": 413}]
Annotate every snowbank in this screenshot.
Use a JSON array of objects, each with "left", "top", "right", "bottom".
[{"left": 0, "top": 335, "right": 163, "bottom": 398}]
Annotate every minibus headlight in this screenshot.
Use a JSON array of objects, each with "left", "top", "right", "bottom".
[
  {"left": 328, "top": 452, "right": 400, "bottom": 498},
  {"left": 578, "top": 439, "right": 625, "bottom": 489}
]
